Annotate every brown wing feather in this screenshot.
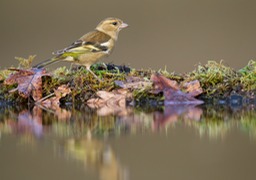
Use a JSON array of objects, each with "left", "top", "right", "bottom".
[
  {"left": 80, "top": 30, "right": 111, "bottom": 44},
  {"left": 53, "top": 30, "right": 111, "bottom": 56}
]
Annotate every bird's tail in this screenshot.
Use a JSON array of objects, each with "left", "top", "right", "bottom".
[{"left": 33, "top": 57, "right": 61, "bottom": 68}]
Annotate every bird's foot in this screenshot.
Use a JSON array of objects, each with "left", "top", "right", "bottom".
[{"left": 87, "top": 68, "right": 102, "bottom": 82}]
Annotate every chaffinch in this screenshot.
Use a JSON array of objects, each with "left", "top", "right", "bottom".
[{"left": 34, "top": 17, "right": 128, "bottom": 81}]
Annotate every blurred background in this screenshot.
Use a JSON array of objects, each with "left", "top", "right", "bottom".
[{"left": 0, "top": 0, "right": 256, "bottom": 73}]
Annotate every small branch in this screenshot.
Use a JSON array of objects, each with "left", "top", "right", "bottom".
[{"left": 35, "top": 93, "right": 55, "bottom": 104}]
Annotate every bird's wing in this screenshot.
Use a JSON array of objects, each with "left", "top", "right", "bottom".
[{"left": 53, "top": 31, "right": 111, "bottom": 56}]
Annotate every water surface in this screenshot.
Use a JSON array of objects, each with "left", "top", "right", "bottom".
[{"left": 0, "top": 105, "right": 255, "bottom": 180}]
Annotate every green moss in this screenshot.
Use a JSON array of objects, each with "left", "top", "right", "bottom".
[
  {"left": 133, "top": 87, "right": 164, "bottom": 107},
  {"left": 15, "top": 55, "right": 36, "bottom": 69},
  {"left": 0, "top": 58, "right": 255, "bottom": 105},
  {"left": 48, "top": 64, "right": 129, "bottom": 103},
  {"left": 186, "top": 61, "right": 241, "bottom": 97},
  {"left": 239, "top": 60, "right": 256, "bottom": 90}
]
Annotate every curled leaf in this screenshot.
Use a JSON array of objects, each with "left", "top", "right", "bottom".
[
  {"left": 182, "top": 80, "right": 203, "bottom": 97},
  {"left": 39, "top": 84, "right": 71, "bottom": 107},
  {"left": 151, "top": 73, "right": 203, "bottom": 105},
  {"left": 150, "top": 73, "right": 179, "bottom": 93},
  {"left": 4, "top": 68, "right": 50, "bottom": 101},
  {"left": 164, "top": 88, "right": 204, "bottom": 105}
]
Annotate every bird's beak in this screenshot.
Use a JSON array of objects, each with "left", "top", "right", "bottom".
[{"left": 120, "top": 22, "right": 128, "bottom": 29}]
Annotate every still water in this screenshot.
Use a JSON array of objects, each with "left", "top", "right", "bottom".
[{"left": 0, "top": 104, "right": 256, "bottom": 180}]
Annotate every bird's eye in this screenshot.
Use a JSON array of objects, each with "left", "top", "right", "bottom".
[{"left": 112, "top": 22, "right": 118, "bottom": 26}]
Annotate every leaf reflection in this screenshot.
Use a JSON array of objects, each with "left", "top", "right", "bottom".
[
  {"left": 0, "top": 104, "right": 255, "bottom": 140},
  {"left": 0, "top": 104, "right": 255, "bottom": 180},
  {"left": 153, "top": 105, "right": 203, "bottom": 130}
]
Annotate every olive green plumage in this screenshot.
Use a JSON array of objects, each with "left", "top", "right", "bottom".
[{"left": 34, "top": 17, "right": 128, "bottom": 81}]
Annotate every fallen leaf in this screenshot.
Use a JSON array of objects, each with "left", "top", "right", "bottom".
[
  {"left": 151, "top": 73, "right": 204, "bottom": 105},
  {"left": 164, "top": 88, "right": 204, "bottom": 105},
  {"left": 182, "top": 80, "right": 203, "bottom": 97},
  {"left": 40, "top": 84, "right": 71, "bottom": 107},
  {"left": 54, "top": 84, "right": 71, "bottom": 100},
  {"left": 36, "top": 85, "right": 71, "bottom": 121},
  {"left": 115, "top": 76, "right": 152, "bottom": 89},
  {"left": 4, "top": 68, "right": 49, "bottom": 101},
  {"left": 150, "top": 73, "right": 179, "bottom": 93}
]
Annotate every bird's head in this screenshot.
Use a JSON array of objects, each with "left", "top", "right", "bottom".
[{"left": 96, "top": 17, "right": 128, "bottom": 40}]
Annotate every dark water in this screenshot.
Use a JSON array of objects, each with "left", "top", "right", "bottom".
[{"left": 0, "top": 104, "right": 256, "bottom": 180}]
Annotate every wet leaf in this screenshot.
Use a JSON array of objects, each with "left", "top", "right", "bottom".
[
  {"left": 40, "top": 84, "right": 71, "bottom": 107},
  {"left": 164, "top": 88, "right": 204, "bottom": 105},
  {"left": 54, "top": 84, "right": 71, "bottom": 100},
  {"left": 151, "top": 73, "right": 203, "bottom": 105},
  {"left": 4, "top": 68, "right": 50, "bottom": 101},
  {"left": 36, "top": 85, "right": 72, "bottom": 121}
]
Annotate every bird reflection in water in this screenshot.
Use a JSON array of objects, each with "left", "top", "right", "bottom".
[{"left": 65, "top": 131, "right": 129, "bottom": 180}]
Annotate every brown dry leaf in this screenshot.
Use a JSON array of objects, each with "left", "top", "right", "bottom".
[
  {"left": 151, "top": 73, "right": 203, "bottom": 105},
  {"left": 182, "top": 80, "right": 203, "bottom": 97},
  {"left": 54, "top": 84, "right": 71, "bottom": 100},
  {"left": 38, "top": 85, "right": 71, "bottom": 121},
  {"left": 150, "top": 73, "right": 179, "bottom": 93},
  {"left": 164, "top": 88, "right": 204, "bottom": 105},
  {"left": 4, "top": 68, "right": 49, "bottom": 101},
  {"left": 40, "top": 84, "right": 71, "bottom": 107},
  {"left": 115, "top": 76, "right": 152, "bottom": 89},
  {"left": 87, "top": 89, "right": 132, "bottom": 116}
]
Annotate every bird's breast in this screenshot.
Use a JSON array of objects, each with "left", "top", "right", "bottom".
[{"left": 78, "top": 52, "right": 107, "bottom": 66}]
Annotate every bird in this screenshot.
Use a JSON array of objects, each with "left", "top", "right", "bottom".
[{"left": 33, "top": 17, "right": 128, "bottom": 81}]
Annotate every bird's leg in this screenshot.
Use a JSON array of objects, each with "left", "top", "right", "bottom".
[
  {"left": 69, "top": 63, "right": 75, "bottom": 71},
  {"left": 101, "top": 62, "right": 108, "bottom": 70},
  {"left": 87, "top": 66, "right": 102, "bottom": 82},
  {"left": 114, "top": 66, "right": 120, "bottom": 74}
]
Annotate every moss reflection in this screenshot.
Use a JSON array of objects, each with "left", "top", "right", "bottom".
[{"left": 0, "top": 105, "right": 255, "bottom": 141}]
